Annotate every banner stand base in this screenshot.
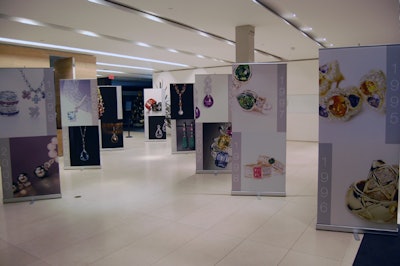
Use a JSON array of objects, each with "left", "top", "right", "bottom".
[
  {"left": 316, "top": 223, "right": 398, "bottom": 235},
  {"left": 3, "top": 193, "right": 62, "bottom": 204},
  {"left": 231, "top": 191, "right": 286, "bottom": 197}
]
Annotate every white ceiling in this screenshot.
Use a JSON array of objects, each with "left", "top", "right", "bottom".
[{"left": 1, "top": 0, "right": 399, "bottom": 81}]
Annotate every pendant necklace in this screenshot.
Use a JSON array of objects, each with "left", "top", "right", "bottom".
[
  {"left": 111, "top": 126, "right": 118, "bottom": 143},
  {"left": 65, "top": 80, "right": 90, "bottom": 122},
  {"left": 174, "top": 84, "right": 186, "bottom": 115},
  {"left": 79, "top": 126, "right": 89, "bottom": 161},
  {"left": 155, "top": 124, "right": 163, "bottom": 138},
  {"left": 203, "top": 75, "right": 214, "bottom": 108},
  {"left": 20, "top": 69, "right": 46, "bottom": 104}
]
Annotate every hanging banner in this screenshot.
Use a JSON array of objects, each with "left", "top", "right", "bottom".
[
  {"left": 60, "top": 79, "right": 101, "bottom": 169},
  {"left": 99, "top": 86, "right": 124, "bottom": 149},
  {"left": 317, "top": 44, "right": 400, "bottom": 234},
  {"left": 231, "top": 63, "right": 287, "bottom": 196},
  {"left": 143, "top": 88, "right": 166, "bottom": 141},
  {"left": 0, "top": 68, "right": 61, "bottom": 203}
]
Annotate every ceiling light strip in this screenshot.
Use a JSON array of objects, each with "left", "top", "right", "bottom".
[
  {"left": 0, "top": 37, "right": 189, "bottom": 67},
  {"left": 252, "top": 0, "right": 327, "bottom": 48},
  {"left": 1, "top": 12, "right": 233, "bottom": 66},
  {"left": 91, "top": 0, "right": 283, "bottom": 60},
  {"left": 97, "top": 62, "right": 154, "bottom": 71}
]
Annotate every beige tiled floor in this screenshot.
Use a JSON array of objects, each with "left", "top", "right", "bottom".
[{"left": 0, "top": 132, "right": 362, "bottom": 265}]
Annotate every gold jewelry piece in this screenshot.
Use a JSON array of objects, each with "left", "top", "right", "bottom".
[
  {"left": 359, "top": 69, "right": 386, "bottom": 111},
  {"left": 319, "top": 60, "right": 344, "bottom": 96},
  {"left": 319, "top": 86, "right": 362, "bottom": 121},
  {"left": 101, "top": 122, "right": 123, "bottom": 143},
  {"left": 346, "top": 160, "right": 399, "bottom": 223}
]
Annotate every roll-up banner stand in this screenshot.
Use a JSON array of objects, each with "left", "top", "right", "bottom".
[
  {"left": 170, "top": 83, "right": 195, "bottom": 154},
  {"left": 194, "top": 74, "right": 231, "bottom": 174},
  {"left": 231, "top": 63, "right": 287, "bottom": 196},
  {"left": 60, "top": 79, "right": 101, "bottom": 169},
  {"left": 317, "top": 44, "right": 400, "bottom": 234},
  {"left": 143, "top": 88, "right": 166, "bottom": 141},
  {"left": 0, "top": 68, "right": 61, "bottom": 203},
  {"left": 99, "top": 86, "right": 124, "bottom": 149}
]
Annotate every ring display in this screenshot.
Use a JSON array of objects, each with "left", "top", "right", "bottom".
[
  {"left": 236, "top": 90, "right": 272, "bottom": 114},
  {"left": 346, "top": 160, "right": 399, "bottom": 223},
  {"left": 319, "top": 60, "right": 387, "bottom": 121},
  {"left": 319, "top": 86, "right": 362, "bottom": 121}
]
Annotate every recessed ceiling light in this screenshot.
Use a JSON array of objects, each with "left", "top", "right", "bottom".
[
  {"left": 301, "top": 26, "right": 313, "bottom": 32},
  {"left": 283, "top": 13, "right": 296, "bottom": 19},
  {"left": 167, "top": 48, "right": 179, "bottom": 53},
  {"left": 136, "top": 42, "right": 151, "bottom": 48},
  {"left": 12, "top": 17, "right": 44, "bottom": 26},
  {"left": 76, "top": 30, "right": 100, "bottom": 37},
  {"left": 198, "top": 31, "right": 210, "bottom": 38},
  {"left": 142, "top": 13, "right": 164, "bottom": 23}
]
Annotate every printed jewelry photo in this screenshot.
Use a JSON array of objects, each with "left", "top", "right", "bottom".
[
  {"left": 35, "top": 136, "right": 59, "bottom": 178},
  {"left": 245, "top": 154, "right": 285, "bottom": 179},
  {"left": 319, "top": 86, "right": 362, "bottom": 121},
  {"left": 145, "top": 98, "right": 162, "bottom": 112},
  {"left": 346, "top": 160, "right": 399, "bottom": 223},
  {"left": 181, "top": 122, "right": 188, "bottom": 148},
  {"left": 232, "top": 64, "right": 252, "bottom": 92},
  {"left": 203, "top": 75, "right": 214, "bottom": 108},
  {"left": 359, "top": 69, "right": 386, "bottom": 111},
  {"left": 12, "top": 136, "right": 59, "bottom": 196},
  {"left": 174, "top": 84, "right": 186, "bottom": 115},
  {"left": 189, "top": 122, "right": 195, "bottom": 149},
  {"left": 97, "top": 88, "right": 105, "bottom": 119},
  {"left": 62, "top": 80, "right": 91, "bottom": 122},
  {"left": 236, "top": 90, "right": 272, "bottom": 114},
  {"left": 210, "top": 123, "right": 232, "bottom": 168},
  {"left": 155, "top": 124, "right": 163, "bottom": 138},
  {"left": 101, "top": 122, "right": 123, "bottom": 144},
  {"left": 79, "top": 126, "right": 89, "bottom": 161},
  {"left": 0, "top": 90, "right": 19, "bottom": 116},
  {"left": 111, "top": 126, "right": 119, "bottom": 143},
  {"left": 319, "top": 60, "right": 387, "bottom": 122},
  {"left": 319, "top": 60, "right": 344, "bottom": 96},
  {"left": 20, "top": 69, "right": 46, "bottom": 104}
]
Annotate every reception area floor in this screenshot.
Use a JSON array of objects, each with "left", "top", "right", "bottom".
[{"left": 0, "top": 132, "right": 362, "bottom": 265}]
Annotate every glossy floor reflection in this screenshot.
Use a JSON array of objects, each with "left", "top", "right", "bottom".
[{"left": 0, "top": 132, "right": 362, "bottom": 265}]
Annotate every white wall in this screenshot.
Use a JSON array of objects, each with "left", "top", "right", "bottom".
[
  {"left": 286, "top": 60, "right": 319, "bottom": 141},
  {"left": 153, "top": 60, "right": 319, "bottom": 142}
]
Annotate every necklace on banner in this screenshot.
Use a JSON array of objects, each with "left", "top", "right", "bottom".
[
  {"left": 79, "top": 126, "right": 89, "bottom": 161},
  {"left": 65, "top": 80, "right": 90, "bottom": 122},
  {"left": 20, "top": 69, "right": 46, "bottom": 117},
  {"left": 174, "top": 84, "right": 186, "bottom": 115},
  {"left": 203, "top": 75, "right": 214, "bottom": 108}
]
